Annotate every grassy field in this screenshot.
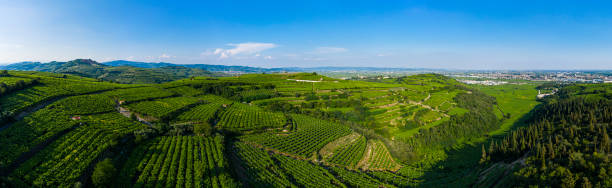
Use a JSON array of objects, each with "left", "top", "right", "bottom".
[{"left": 474, "top": 83, "right": 540, "bottom": 136}]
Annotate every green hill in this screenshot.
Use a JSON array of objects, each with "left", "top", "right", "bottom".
[{"left": 0, "top": 59, "right": 221, "bottom": 84}]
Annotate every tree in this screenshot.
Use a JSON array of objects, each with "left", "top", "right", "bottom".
[
  {"left": 561, "top": 174, "right": 577, "bottom": 188},
  {"left": 130, "top": 113, "right": 138, "bottom": 121},
  {"left": 479, "top": 144, "right": 487, "bottom": 164},
  {"left": 91, "top": 159, "right": 116, "bottom": 187},
  {"left": 194, "top": 122, "right": 212, "bottom": 136},
  {"left": 580, "top": 177, "right": 592, "bottom": 188}
]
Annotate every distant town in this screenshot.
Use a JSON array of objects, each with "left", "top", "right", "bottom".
[
  {"left": 448, "top": 71, "right": 612, "bottom": 83},
  {"left": 334, "top": 70, "right": 612, "bottom": 85}
]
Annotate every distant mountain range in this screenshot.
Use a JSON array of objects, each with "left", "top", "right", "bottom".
[
  {"left": 0, "top": 59, "right": 220, "bottom": 84},
  {"left": 103, "top": 60, "right": 278, "bottom": 72},
  {"left": 0, "top": 59, "right": 444, "bottom": 83},
  {"left": 2, "top": 59, "right": 440, "bottom": 74}
]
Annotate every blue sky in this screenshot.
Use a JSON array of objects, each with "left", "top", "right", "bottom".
[{"left": 1, "top": 0, "right": 611, "bottom": 69}]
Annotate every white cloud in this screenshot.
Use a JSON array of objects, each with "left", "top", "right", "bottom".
[
  {"left": 264, "top": 56, "right": 273, "bottom": 60},
  {"left": 159, "top": 53, "right": 172, "bottom": 59},
  {"left": 210, "top": 42, "right": 277, "bottom": 59},
  {"left": 311, "top": 47, "right": 348, "bottom": 54}
]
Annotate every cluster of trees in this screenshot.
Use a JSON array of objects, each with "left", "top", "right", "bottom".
[
  {"left": 300, "top": 98, "right": 360, "bottom": 109},
  {"left": 264, "top": 98, "right": 370, "bottom": 123},
  {"left": 190, "top": 81, "right": 274, "bottom": 98},
  {"left": 303, "top": 92, "right": 349, "bottom": 101},
  {"left": 483, "top": 86, "right": 611, "bottom": 187},
  {"left": 390, "top": 89, "right": 500, "bottom": 162}
]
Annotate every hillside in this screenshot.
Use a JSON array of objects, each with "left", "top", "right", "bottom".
[
  {"left": 0, "top": 59, "right": 220, "bottom": 84},
  {"left": 0, "top": 70, "right": 608, "bottom": 187},
  {"left": 478, "top": 83, "right": 611, "bottom": 187},
  {"left": 104, "top": 60, "right": 275, "bottom": 72}
]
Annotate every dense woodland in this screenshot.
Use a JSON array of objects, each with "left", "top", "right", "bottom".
[
  {"left": 0, "top": 69, "right": 609, "bottom": 188},
  {"left": 483, "top": 84, "right": 611, "bottom": 187}
]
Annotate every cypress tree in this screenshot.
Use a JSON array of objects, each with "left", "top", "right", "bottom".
[
  {"left": 548, "top": 137, "right": 555, "bottom": 159},
  {"left": 480, "top": 144, "right": 487, "bottom": 164}
]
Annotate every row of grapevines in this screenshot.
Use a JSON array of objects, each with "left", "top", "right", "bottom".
[
  {"left": 327, "top": 136, "right": 367, "bottom": 168},
  {"left": 0, "top": 106, "right": 144, "bottom": 170},
  {"left": 119, "top": 135, "right": 238, "bottom": 188},
  {"left": 236, "top": 89, "right": 276, "bottom": 102},
  {"left": 9, "top": 125, "right": 129, "bottom": 187},
  {"left": 216, "top": 103, "right": 286, "bottom": 131},
  {"left": 231, "top": 142, "right": 296, "bottom": 187},
  {"left": 166, "top": 86, "right": 204, "bottom": 96},
  {"left": 0, "top": 77, "right": 122, "bottom": 117},
  {"left": 173, "top": 103, "right": 222, "bottom": 123},
  {"left": 0, "top": 108, "right": 78, "bottom": 169},
  {"left": 199, "top": 94, "right": 233, "bottom": 104},
  {"left": 367, "top": 171, "right": 414, "bottom": 187},
  {"left": 104, "top": 86, "right": 175, "bottom": 103},
  {"left": 47, "top": 94, "right": 115, "bottom": 115},
  {"left": 125, "top": 96, "right": 202, "bottom": 119},
  {"left": 234, "top": 142, "right": 404, "bottom": 188},
  {"left": 328, "top": 166, "right": 390, "bottom": 188},
  {"left": 364, "top": 140, "right": 401, "bottom": 170},
  {"left": 273, "top": 154, "right": 345, "bottom": 187},
  {"left": 241, "top": 114, "right": 351, "bottom": 157},
  {"left": 0, "top": 76, "right": 33, "bottom": 86}
]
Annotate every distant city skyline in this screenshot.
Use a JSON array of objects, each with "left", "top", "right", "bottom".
[{"left": 1, "top": 0, "right": 612, "bottom": 70}]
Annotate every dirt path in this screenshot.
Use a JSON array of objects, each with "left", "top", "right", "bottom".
[
  {"left": 356, "top": 141, "right": 374, "bottom": 169},
  {"left": 318, "top": 133, "right": 361, "bottom": 160},
  {"left": 116, "top": 101, "right": 153, "bottom": 126},
  {"left": 406, "top": 99, "right": 450, "bottom": 117}
]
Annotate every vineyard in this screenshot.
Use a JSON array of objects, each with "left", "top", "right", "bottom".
[
  {"left": 7, "top": 112, "right": 144, "bottom": 187},
  {"left": 117, "top": 135, "right": 238, "bottom": 187},
  {"left": 326, "top": 135, "right": 367, "bottom": 168},
  {"left": 231, "top": 142, "right": 296, "bottom": 187},
  {"left": 328, "top": 166, "right": 389, "bottom": 188},
  {"left": 241, "top": 114, "right": 352, "bottom": 157},
  {"left": 173, "top": 103, "right": 222, "bottom": 124},
  {"left": 0, "top": 76, "right": 33, "bottom": 87},
  {"left": 361, "top": 140, "right": 401, "bottom": 170},
  {"left": 0, "top": 76, "right": 123, "bottom": 118},
  {"left": 273, "top": 154, "right": 344, "bottom": 187},
  {"left": 199, "top": 94, "right": 234, "bottom": 104},
  {"left": 235, "top": 89, "right": 276, "bottom": 102},
  {"left": 166, "top": 86, "right": 204, "bottom": 96},
  {"left": 11, "top": 127, "right": 123, "bottom": 187},
  {"left": 126, "top": 96, "right": 202, "bottom": 120},
  {"left": 48, "top": 94, "right": 115, "bottom": 115},
  {"left": 104, "top": 86, "right": 175, "bottom": 103},
  {"left": 216, "top": 103, "right": 286, "bottom": 131}
]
